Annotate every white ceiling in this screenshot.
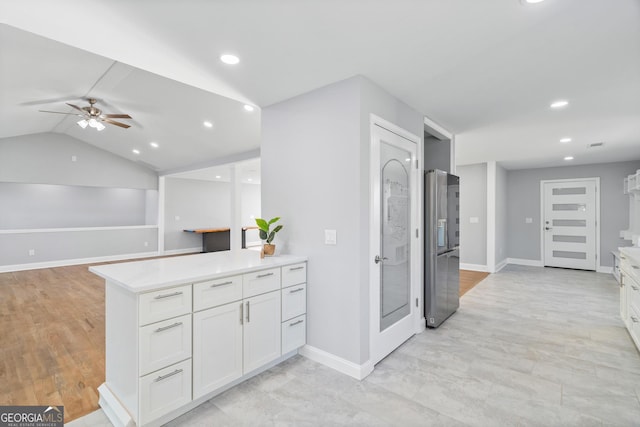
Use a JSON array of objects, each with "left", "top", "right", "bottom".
[{"left": 1, "top": 0, "right": 639, "bottom": 171}]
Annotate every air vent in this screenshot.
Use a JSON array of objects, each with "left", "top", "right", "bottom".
[{"left": 588, "top": 142, "right": 604, "bottom": 148}]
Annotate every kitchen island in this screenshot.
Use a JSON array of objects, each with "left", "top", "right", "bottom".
[
  {"left": 90, "top": 250, "right": 307, "bottom": 427},
  {"left": 619, "top": 247, "right": 640, "bottom": 353}
]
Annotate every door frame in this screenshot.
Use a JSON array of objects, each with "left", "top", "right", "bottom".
[
  {"left": 369, "top": 114, "right": 422, "bottom": 366},
  {"left": 539, "top": 177, "right": 600, "bottom": 270}
]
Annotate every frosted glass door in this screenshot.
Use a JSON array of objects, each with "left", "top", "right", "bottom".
[
  {"left": 543, "top": 180, "right": 597, "bottom": 270},
  {"left": 380, "top": 142, "right": 411, "bottom": 331}
]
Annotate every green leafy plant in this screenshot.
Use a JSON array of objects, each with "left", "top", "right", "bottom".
[{"left": 255, "top": 217, "right": 283, "bottom": 244}]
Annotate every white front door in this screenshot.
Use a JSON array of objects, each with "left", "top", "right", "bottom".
[
  {"left": 370, "top": 119, "right": 419, "bottom": 365},
  {"left": 542, "top": 179, "right": 598, "bottom": 270}
]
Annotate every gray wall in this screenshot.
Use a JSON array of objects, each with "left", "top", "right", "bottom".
[
  {"left": 0, "top": 182, "right": 151, "bottom": 229},
  {"left": 457, "top": 163, "right": 487, "bottom": 266},
  {"left": 423, "top": 135, "right": 451, "bottom": 173},
  {"left": 262, "top": 75, "right": 423, "bottom": 366},
  {"left": 506, "top": 160, "right": 640, "bottom": 267},
  {"left": 495, "top": 163, "right": 508, "bottom": 266},
  {"left": 0, "top": 132, "right": 158, "bottom": 189},
  {"left": 0, "top": 132, "right": 159, "bottom": 268}
]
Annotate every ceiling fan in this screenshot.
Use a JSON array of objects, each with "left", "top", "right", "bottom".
[{"left": 39, "top": 98, "right": 132, "bottom": 131}]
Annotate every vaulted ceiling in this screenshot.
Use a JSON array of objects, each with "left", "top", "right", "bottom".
[{"left": 1, "top": 0, "right": 639, "bottom": 171}]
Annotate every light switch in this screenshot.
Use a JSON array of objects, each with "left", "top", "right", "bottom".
[
  {"left": 470, "top": 217, "right": 479, "bottom": 224},
  {"left": 525, "top": 217, "right": 533, "bottom": 224},
  {"left": 325, "top": 229, "right": 337, "bottom": 245},
  {"left": 175, "top": 215, "right": 180, "bottom": 221}
]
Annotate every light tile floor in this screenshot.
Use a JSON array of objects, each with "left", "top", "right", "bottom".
[{"left": 68, "top": 265, "right": 640, "bottom": 426}]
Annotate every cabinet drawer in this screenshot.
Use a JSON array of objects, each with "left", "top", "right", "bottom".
[
  {"left": 282, "top": 283, "right": 306, "bottom": 321},
  {"left": 282, "top": 263, "right": 306, "bottom": 288},
  {"left": 243, "top": 268, "right": 281, "bottom": 298},
  {"left": 193, "top": 275, "right": 242, "bottom": 312},
  {"left": 139, "top": 285, "right": 192, "bottom": 326},
  {"left": 139, "top": 359, "right": 191, "bottom": 425},
  {"left": 629, "top": 278, "right": 640, "bottom": 313},
  {"left": 139, "top": 314, "right": 192, "bottom": 376},
  {"left": 282, "top": 314, "right": 306, "bottom": 354}
]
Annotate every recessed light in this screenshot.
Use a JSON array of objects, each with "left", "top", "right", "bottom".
[
  {"left": 149, "top": 142, "right": 159, "bottom": 148},
  {"left": 550, "top": 100, "right": 569, "bottom": 109},
  {"left": 215, "top": 175, "right": 221, "bottom": 179},
  {"left": 203, "top": 121, "right": 213, "bottom": 128},
  {"left": 405, "top": 158, "right": 411, "bottom": 162},
  {"left": 243, "top": 104, "right": 255, "bottom": 112},
  {"left": 564, "top": 156, "right": 574, "bottom": 161},
  {"left": 220, "top": 54, "right": 240, "bottom": 65},
  {"left": 560, "top": 138, "right": 572, "bottom": 143},
  {"left": 132, "top": 149, "right": 140, "bottom": 155},
  {"left": 523, "top": 0, "right": 545, "bottom": 4},
  {"left": 247, "top": 178, "right": 253, "bottom": 182}
]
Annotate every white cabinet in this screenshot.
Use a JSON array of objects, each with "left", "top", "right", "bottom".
[
  {"left": 193, "top": 301, "right": 243, "bottom": 399},
  {"left": 243, "top": 291, "right": 282, "bottom": 373},
  {"left": 95, "top": 254, "right": 307, "bottom": 427},
  {"left": 620, "top": 250, "right": 640, "bottom": 351}
]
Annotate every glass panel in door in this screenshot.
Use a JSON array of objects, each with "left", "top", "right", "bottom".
[{"left": 380, "top": 142, "right": 411, "bottom": 331}]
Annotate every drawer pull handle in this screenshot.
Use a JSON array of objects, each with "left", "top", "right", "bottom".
[
  {"left": 257, "top": 272, "right": 274, "bottom": 278},
  {"left": 211, "top": 281, "right": 234, "bottom": 288},
  {"left": 633, "top": 266, "right": 639, "bottom": 270},
  {"left": 621, "top": 256, "right": 627, "bottom": 260},
  {"left": 289, "top": 319, "right": 304, "bottom": 327},
  {"left": 246, "top": 301, "right": 251, "bottom": 322},
  {"left": 289, "top": 266, "right": 304, "bottom": 271},
  {"left": 289, "top": 287, "right": 305, "bottom": 294},
  {"left": 154, "top": 369, "right": 183, "bottom": 382},
  {"left": 155, "top": 322, "right": 182, "bottom": 333},
  {"left": 239, "top": 302, "right": 244, "bottom": 325},
  {"left": 154, "top": 291, "right": 183, "bottom": 300},
  {"left": 632, "top": 285, "right": 639, "bottom": 291},
  {"left": 631, "top": 316, "right": 639, "bottom": 323}
]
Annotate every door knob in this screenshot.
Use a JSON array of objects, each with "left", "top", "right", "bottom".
[
  {"left": 545, "top": 227, "right": 552, "bottom": 231},
  {"left": 374, "top": 255, "right": 388, "bottom": 264}
]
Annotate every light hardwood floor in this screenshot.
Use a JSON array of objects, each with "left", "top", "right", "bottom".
[
  {"left": 460, "top": 270, "right": 489, "bottom": 296},
  {"left": 0, "top": 262, "right": 487, "bottom": 423}
]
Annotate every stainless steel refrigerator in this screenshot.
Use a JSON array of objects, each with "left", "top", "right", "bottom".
[{"left": 425, "top": 169, "right": 460, "bottom": 328}]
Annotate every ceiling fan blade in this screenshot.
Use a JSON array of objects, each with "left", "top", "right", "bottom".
[
  {"left": 102, "top": 118, "right": 131, "bottom": 129},
  {"left": 66, "top": 103, "right": 86, "bottom": 113},
  {"left": 38, "top": 110, "right": 82, "bottom": 116},
  {"left": 103, "top": 114, "right": 132, "bottom": 119}
]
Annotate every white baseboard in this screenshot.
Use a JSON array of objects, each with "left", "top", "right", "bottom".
[
  {"left": 596, "top": 266, "right": 613, "bottom": 274},
  {"left": 162, "top": 247, "right": 201, "bottom": 256},
  {"left": 494, "top": 259, "right": 509, "bottom": 273},
  {"left": 299, "top": 345, "right": 374, "bottom": 380},
  {"left": 0, "top": 251, "right": 159, "bottom": 273},
  {"left": 460, "top": 263, "right": 488, "bottom": 272},
  {"left": 507, "top": 258, "right": 544, "bottom": 267}
]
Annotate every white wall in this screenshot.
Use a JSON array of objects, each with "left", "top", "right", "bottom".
[
  {"left": 241, "top": 183, "right": 261, "bottom": 245},
  {"left": 163, "top": 177, "right": 231, "bottom": 251},
  {"left": 262, "top": 75, "right": 424, "bottom": 367},
  {"left": 457, "top": 163, "right": 487, "bottom": 268}
]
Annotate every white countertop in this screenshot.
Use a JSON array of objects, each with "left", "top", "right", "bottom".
[
  {"left": 89, "top": 251, "right": 307, "bottom": 293},
  {"left": 619, "top": 247, "right": 640, "bottom": 265}
]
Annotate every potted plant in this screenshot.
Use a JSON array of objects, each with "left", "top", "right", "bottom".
[{"left": 255, "top": 217, "right": 283, "bottom": 256}]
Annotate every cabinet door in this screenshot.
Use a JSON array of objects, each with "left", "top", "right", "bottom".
[
  {"left": 193, "top": 302, "right": 243, "bottom": 399},
  {"left": 243, "top": 291, "right": 281, "bottom": 373}
]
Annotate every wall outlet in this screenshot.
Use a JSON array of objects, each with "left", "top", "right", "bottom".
[
  {"left": 175, "top": 215, "right": 180, "bottom": 221},
  {"left": 525, "top": 217, "right": 533, "bottom": 224},
  {"left": 144, "top": 241, "right": 149, "bottom": 247},
  {"left": 71, "top": 155, "right": 77, "bottom": 162},
  {"left": 470, "top": 217, "right": 479, "bottom": 224},
  {"left": 28, "top": 249, "right": 35, "bottom": 256}
]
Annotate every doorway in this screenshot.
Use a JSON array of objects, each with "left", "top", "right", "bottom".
[
  {"left": 541, "top": 178, "right": 599, "bottom": 270},
  {"left": 370, "top": 116, "right": 420, "bottom": 365}
]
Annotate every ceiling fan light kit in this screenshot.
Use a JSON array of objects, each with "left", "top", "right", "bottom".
[{"left": 40, "top": 98, "right": 132, "bottom": 131}]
